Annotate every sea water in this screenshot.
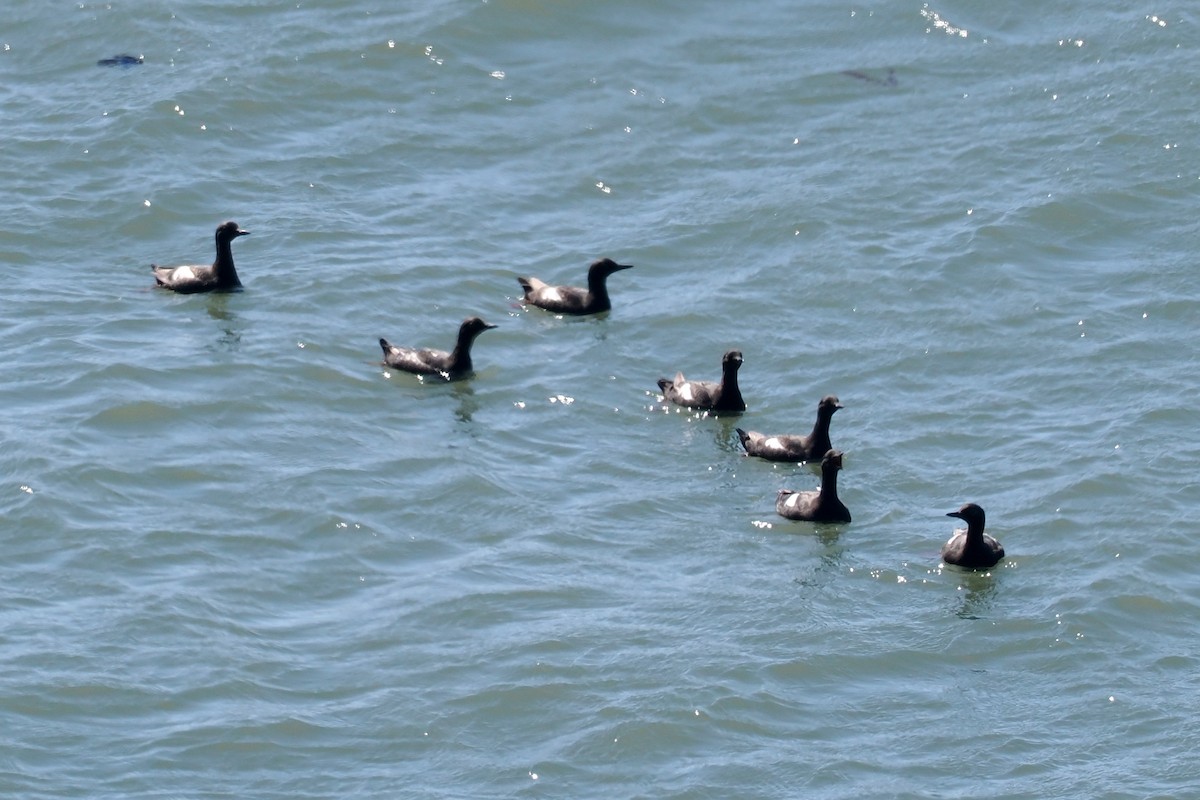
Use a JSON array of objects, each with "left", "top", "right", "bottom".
[{"left": 2, "top": 2, "right": 1199, "bottom": 797}]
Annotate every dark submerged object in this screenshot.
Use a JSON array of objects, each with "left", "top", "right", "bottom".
[
  {"left": 98, "top": 54, "right": 144, "bottom": 67},
  {"left": 941, "top": 503, "right": 1005, "bottom": 569},
  {"left": 379, "top": 316, "right": 497, "bottom": 380},
  {"left": 151, "top": 221, "right": 249, "bottom": 293},
  {"left": 657, "top": 350, "right": 745, "bottom": 413},
  {"left": 737, "top": 395, "right": 843, "bottom": 462},
  {"left": 842, "top": 68, "right": 897, "bottom": 87},
  {"left": 517, "top": 257, "right": 633, "bottom": 315},
  {"left": 775, "top": 449, "right": 851, "bottom": 523}
]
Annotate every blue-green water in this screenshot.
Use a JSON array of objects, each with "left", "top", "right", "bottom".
[{"left": 3, "top": 2, "right": 1200, "bottom": 797}]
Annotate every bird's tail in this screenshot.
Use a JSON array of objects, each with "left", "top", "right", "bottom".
[{"left": 734, "top": 428, "right": 752, "bottom": 450}]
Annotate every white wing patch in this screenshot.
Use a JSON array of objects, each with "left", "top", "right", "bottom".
[
  {"left": 541, "top": 287, "right": 563, "bottom": 304},
  {"left": 678, "top": 382, "right": 694, "bottom": 403},
  {"left": 764, "top": 437, "right": 784, "bottom": 450},
  {"left": 171, "top": 266, "right": 196, "bottom": 282},
  {"left": 784, "top": 493, "right": 801, "bottom": 508}
]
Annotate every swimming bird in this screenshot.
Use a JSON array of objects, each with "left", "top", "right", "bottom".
[
  {"left": 775, "top": 449, "right": 851, "bottom": 523},
  {"left": 517, "top": 257, "right": 633, "bottom": 315},
  {"left": 379, "top": 316, "right": 497, "bottom": 380},
  {"left": 151, "top": 220, "right": 249, "bottom": 293},
  {"left": 657, "top": 350, "right": 745, "bottom": 413},
  {"left": 941, "top": 503, "right": 1005, "bottom": 569},
  {"left": 737, "top": 395, "right": 843, "bottom": 462}
]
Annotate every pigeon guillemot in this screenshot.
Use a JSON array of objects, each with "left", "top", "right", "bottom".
[
  {"left": 737, "top": 395, "right": 843, "bottom": 462},
  {"left": 656, "top": 349, "right": 745, "bottom": 413},
  {"left": 517, "top": 258, "right": 633, "bottom": 315},
  {"left": 775, "top": 449, "right": 851, "bottom": 523},
  {"left": 379, "top": 316, "right": 497, "bottom": 380},
  {"left": 151, "top": 221, "right": 248, "bottom": 293},
  {"left": 941, "top": 503, "right": 1005, "bottom": 569}
]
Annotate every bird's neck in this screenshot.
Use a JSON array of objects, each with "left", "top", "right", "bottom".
[
  {"left": 809, "top": 413, "right": 833, "bottom": 452},
  {"left": 719, "top": 368, "right": 743, "bottom": 408},
  {"left": 819, "top": 467, "right": 839, "bottom": 500},
  {"left": 450, "top": 332, "right": 476, "bottom": 370},
  {"left": 212, "top": 238, "right": 240, "bottom": 285},
  {"left": 586, "top": 273, "right": 611, "bottom": 311}
]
